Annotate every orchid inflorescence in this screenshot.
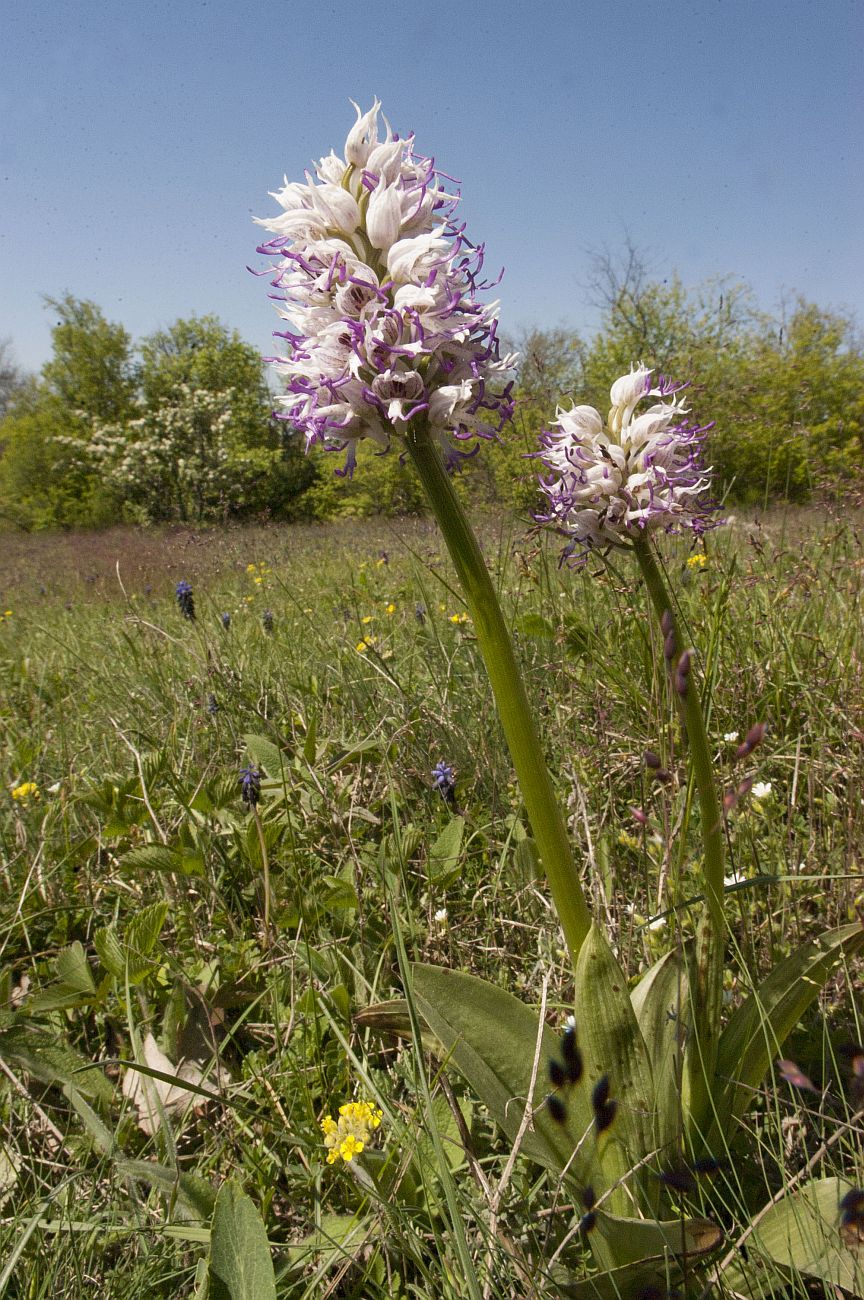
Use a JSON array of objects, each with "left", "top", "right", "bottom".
[
  {"left": 254, "top": 100, "right": 516, "bottom": 474},
  {"left": 536, "top": 365, "right": 716, "bottom": 560}
]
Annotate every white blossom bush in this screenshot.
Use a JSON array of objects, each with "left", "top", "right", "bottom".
[{"left": 59, "top": 385, "right": 284, "bottom": 523}]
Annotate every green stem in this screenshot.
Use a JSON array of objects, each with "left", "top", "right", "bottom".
[
  {"left": 404, "top": 423, "right": 592, "bottom": 961},
  {"left": 634, "top": 537, "right": 724, "bottom": 1143}
]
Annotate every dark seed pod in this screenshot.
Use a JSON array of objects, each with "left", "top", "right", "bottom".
[
  {"left": 594, "top": 1100, "right": 617, "bottom": 1133},
  {"left": 561, "top": 1025, "right": 583, "bottom": 1084},
  {"left": 549, "top": 1058, "right": 567, "bottom": 1089},
  {"left": 581, "top": 1184, "right": 596, "bottom": 1211},
  {"left": 579, "top": 1210, "right": 597, "bottom": 1235},
  {"left": 692, "top": 1156, "right": 729, "bottom": 1177},
  {"left": 644, "top": 749, "right": 662, "bottom": 770},
  {"left": 663, "top": 630, "right": 677, "bottom": 661},
  {"left": 660, "top": 610, "right": 674, "bottom": 637},
  {"left": 658, "top": 1167, "right": 696, "bottom": 1193},
  {"left": 591, "top": 1075, "right": 611, "bottom": 1110},
  {"left": 546, "top": 1093, "right": 567, "bottom": 1124}
]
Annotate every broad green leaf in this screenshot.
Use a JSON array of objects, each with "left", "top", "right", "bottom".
[
  {"left": 55, "top": 941, "right": 96, "bottom": 995},
  {"left": 427, "top": 816, "right": 464, "bottom": 884},
  {"left": 241, "top": 733, "right": 285, "bottom": 777},
  {"left": 727, "top": 1176, "right": 863, "bottom": 1295},
  {"left": 713, "top": 921, "right": 864, "bottom": 1135},
  {"left": 0, "top": 1026, "right": 114, "bottom": 1103},
  {"left": 596, "top": 1210, "right": 721, "bottom": 1268},
  {"left": 126, "top": 900, "right": 169, "bottom": 960},
  {"left": 208, "top": 1181, "right": 276, "bottom": 1300},
  {"left": 573, "top": 924, "right": 657, "bottom": 1214},
  {"left": 411, "top": 964, "right": 587, "bottom": 1178},
  {"left": 118, "top": 1158, "right": 216, "bottom": 1222},
  {"left": 630, "top": 946, "right": 688, "bottom": 1151},
  {"left": 285, "top": 1212, "right": 370, "bottom": 1268},
  {"left": 120, "top": 844, "right": 184, "bottom": 875},
  {"left": 93, "top": 925, "right": 125, "bottom": 980},
  {"left": 64, "top": 1085, "right": 115, "bottom": 1155}
]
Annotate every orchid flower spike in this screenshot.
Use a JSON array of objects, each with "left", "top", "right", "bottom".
[{"left": 254, "top": 100, "right": 516, "bottom": 474}]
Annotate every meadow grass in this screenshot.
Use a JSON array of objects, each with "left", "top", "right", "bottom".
[{"left": 1, "top": 507, "right": 863, "bottom": 1297}]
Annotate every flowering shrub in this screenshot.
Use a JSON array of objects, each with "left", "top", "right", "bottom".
[{"left": 59, "top": 385, "right": 284, "bottom": 523}]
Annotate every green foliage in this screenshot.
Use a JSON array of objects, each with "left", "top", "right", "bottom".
[{"left": 208, "top": 1182, "right": 277, "bottom": 1300}]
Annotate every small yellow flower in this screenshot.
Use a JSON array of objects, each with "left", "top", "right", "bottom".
[
  {"left": 356, "top": 637, "right": 376, "bottom": 654},
  {"left": 361, "top": 615, "right": 374, "bottom": 625},
  {"left": 687, "top": 553, "right": 707, "bottom": 569},
  {"left": 11, "top": 782, "right": 39, "bottom": 804},
  {"left": 320, "top": 1099, "right": 383, "bottom": 1166},
  {"left": 449, "top": 612, "right": 469, "bottom": 625},
  {"left": 385, "top": 603, "right": 396, "bottom": 616}
]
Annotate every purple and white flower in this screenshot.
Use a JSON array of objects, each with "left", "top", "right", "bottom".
[
  {"left": 536, "top": 365, "right": 715, "bottom": 557},
  {"left": 254, "top": 100, "right": 516, "bottom": 472}
]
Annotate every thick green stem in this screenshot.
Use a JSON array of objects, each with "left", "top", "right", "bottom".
[
  {"left": 634, "top": 538, "right": 725, "bottom": 1143},
  {"left": 404, "top": 423, "right": 592, "bottom": 960}
]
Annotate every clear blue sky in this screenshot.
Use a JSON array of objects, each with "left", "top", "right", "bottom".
[{"left": 2, "top": 0, "right": 861, "bottom": 374}]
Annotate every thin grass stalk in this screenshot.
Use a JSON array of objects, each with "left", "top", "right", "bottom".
[{"left": 404, "top": 419, "right": 592, "bottom": 961}]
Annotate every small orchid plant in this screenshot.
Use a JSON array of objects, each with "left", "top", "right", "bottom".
[{"left": 255, "top": 102, "right": 864, "bottom": 1293}]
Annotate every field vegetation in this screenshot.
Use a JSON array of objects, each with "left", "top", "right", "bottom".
[{"left": 1, "top": 506, "right": 863, "bottom": 1296}]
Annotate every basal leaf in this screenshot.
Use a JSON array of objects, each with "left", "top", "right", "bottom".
[
  {"left": 411, "top": 964, "right": 585, "bottom": 1178},
  {"left": 209, "top": 1181, "right": 276, "bottom": 1300},
  {"left": 713, "top": 921, "right": 864, "bottom": 1136}
]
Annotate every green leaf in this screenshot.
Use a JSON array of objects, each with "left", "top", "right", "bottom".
[
  {"left": 515, "top": 613, "right": 555, "bottom": 638},
  {"left": 572, "top": 924, "right": 657, "bottom": 1214},
  {"left": 93, "top": 925, "right": 125, "bottom": 980},
  {"left": 120, "top": 844, "right": 184, "bottom": 875},
  {"left": 119, "top": 1158, "right": 217, "bottom": 1222},
  {"left": 629, "top": 946, "right": 689, "bottom": 1151},
  {"left": 552, "top": 1213, "right": 721, "bottom": 1298},
  {"left": 713, "top": 921, "right": 864, "bottom": 1135},
  {"left": 0, "top": 1026, "right": 114, "bottom": 1104},
  {"left": 208, "top": 1181, "right": 276, "bottom": 1300},
  {"left": 55, "top": 941, "right": 96, "bottom": 995},
  {"left": 728, "top": 1176, "right": 863, "bottom": 1295},
  {"left": 411, "top": 964, "right": 585, "bottom": 1179},
  {"left": 241, "top": 733, "right": 285, "bottom": 778},
  {"left": 126, "top": 900, "right": 169, "bottom": 960},
  {"left": 427, "top": 816, "right": 464, "bottom": 884},
  {"left": 285, "top": 1212, "right": 370, "bottom": 1269}
]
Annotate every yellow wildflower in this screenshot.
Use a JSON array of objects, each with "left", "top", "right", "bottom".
[
  {"left": 687, "top": 553, "right": 707, "bottom": 569},
  {"left": 320, "top": 1100, "right": 383, "bottom": 1165},
  {"left": 356, "top": 637, "right": 376, "bottom": 654},
  {"left": 11, "top": 782, "right": 40, "bottom": 804},
  {"left": 449, "top": 612, "right": 469, "bottom": 625},
  {"left": 361, "top": 615, "right": 374, "bottom": 625},
  {"left": 385, "top": 603, "right": 396, "bottom": 616}
]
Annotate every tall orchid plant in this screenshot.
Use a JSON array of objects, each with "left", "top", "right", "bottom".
[{"left": 255, "top": 102, "right": 864, "bottom": 1292}]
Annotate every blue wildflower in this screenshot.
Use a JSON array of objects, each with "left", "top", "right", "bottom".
[
  {"left": 432, "top": 762, "right": 457, "bottom": 807},
  {"left": 220, "top": 612, "right": 231, "bottom": 630},
  {"left": 176, "top": 579, "right": 196, "bottom": 621},
  {"left": 262, "top": 610, "right": 274, "bottom": 634},
  {"left": 240, "top": 765, "right": 262, "bottom": 807}
]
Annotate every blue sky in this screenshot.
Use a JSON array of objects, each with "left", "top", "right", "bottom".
[{"left": 2, "top": 0, "right": 861, "bottom": 374}]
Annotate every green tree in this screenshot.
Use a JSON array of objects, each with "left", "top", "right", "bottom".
[{"left": 41, "top": 294, "right": 137, "bottom": 421}]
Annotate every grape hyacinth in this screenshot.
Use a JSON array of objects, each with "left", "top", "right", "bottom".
[
  {"left": 432, "top": 761, "right": 457, "bottom": 807},
  {"left": 254, "top": 99, "right": 516, "bottom": 473},
  {"left": 175, "top": 579, "right": 196, "bottom": 621},
  {"left": 536, "top": 365, "right": 715, "bottom": 559},
  {"left": 220, "top": 611, "right": 231, "bottom": 630},
  {"left": 239, "top": 765, "right": 262, "bottom": 807},
  {"left": 262, "top": 609, "right": 274, "bottom": 634}
]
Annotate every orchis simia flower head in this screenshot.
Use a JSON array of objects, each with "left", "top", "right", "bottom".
[
  {"left": 536, "top": 365, "right": 716, "bottom": 560},
  {"left": 254, "top": 99, "right": 516, "bottom": 474}
]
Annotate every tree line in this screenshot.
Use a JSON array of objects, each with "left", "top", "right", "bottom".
[{"left": 1, "top": 269, "right": 862, "bottom": 531}]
